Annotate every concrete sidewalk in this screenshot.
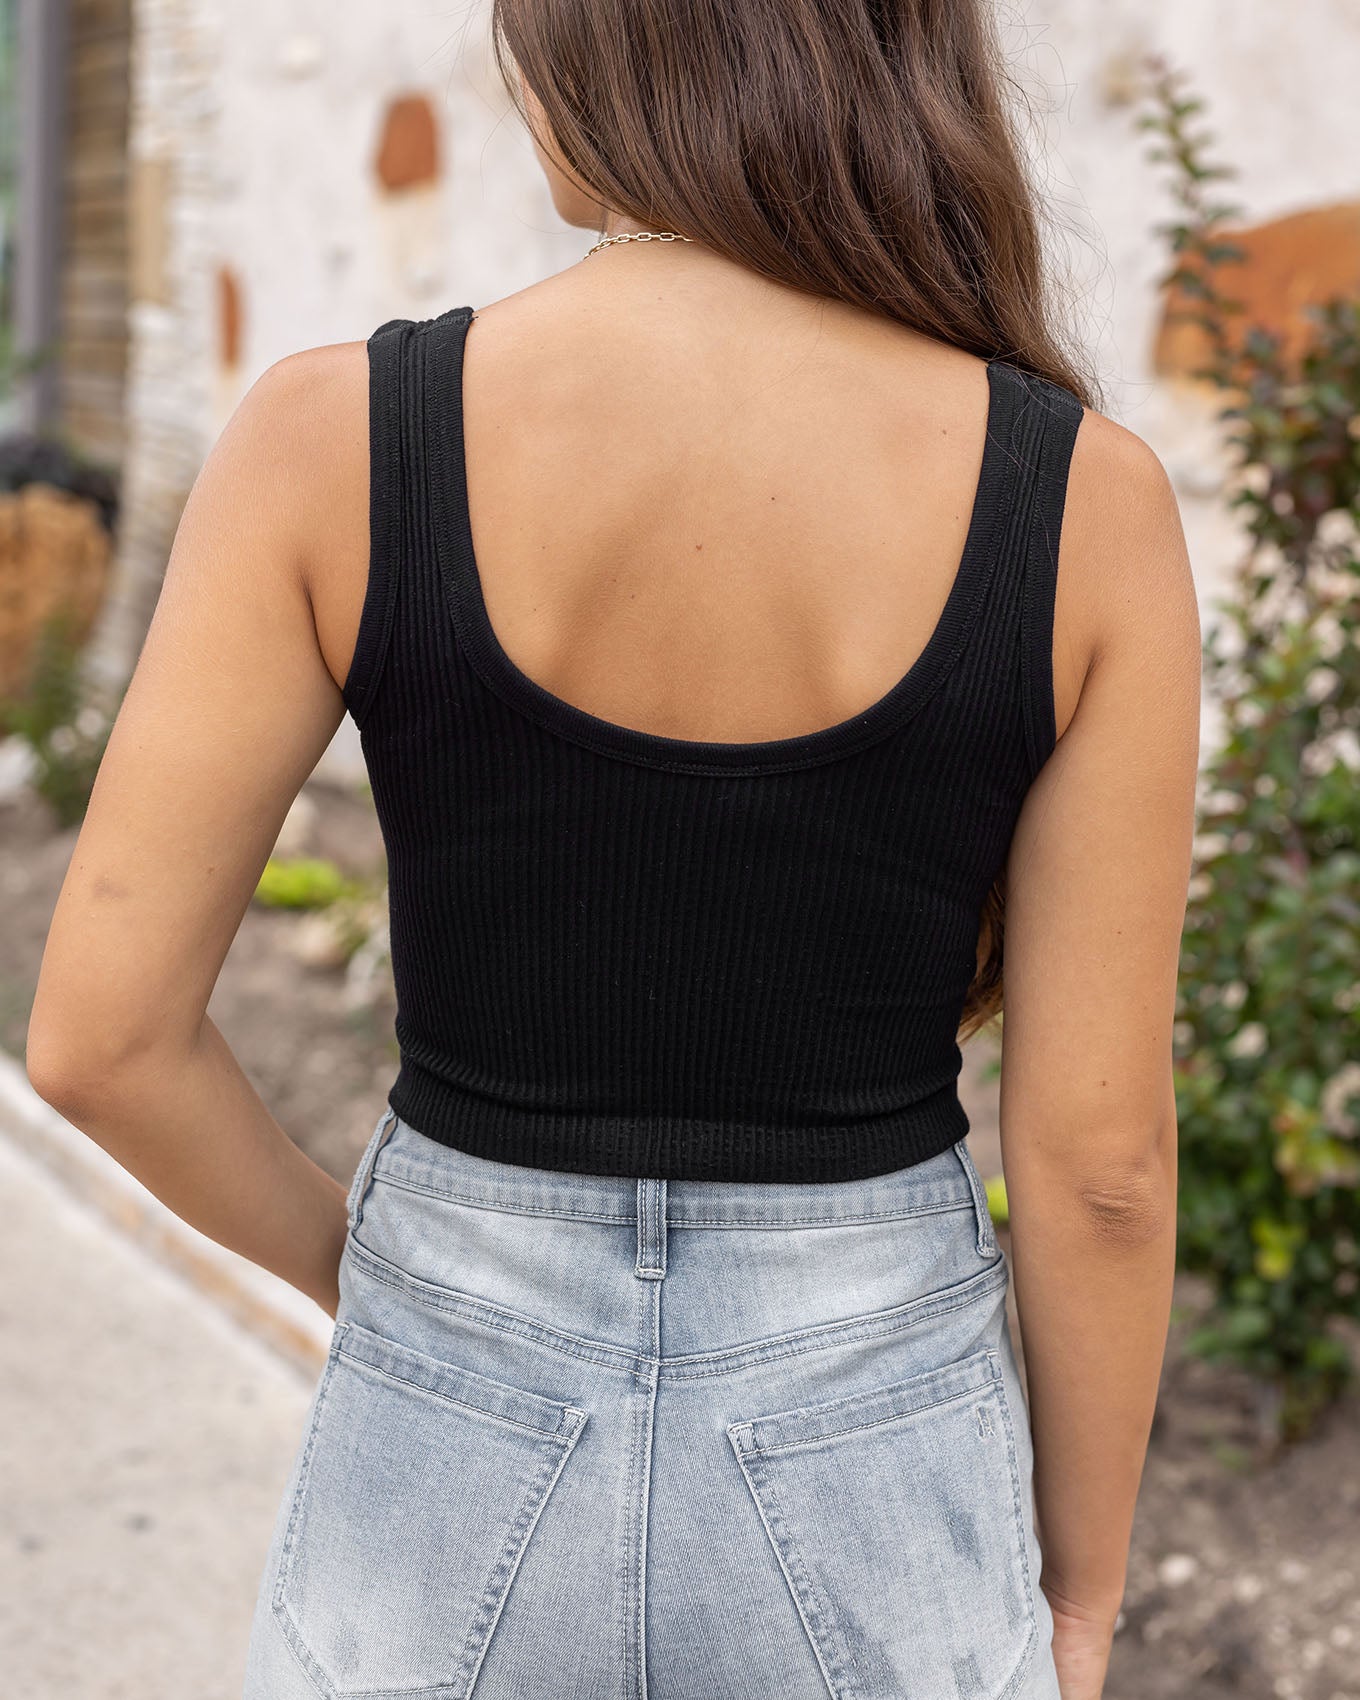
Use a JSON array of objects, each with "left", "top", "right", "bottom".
[{"left": 0, "top": 1082, "right": 331, "bottom": 1700}]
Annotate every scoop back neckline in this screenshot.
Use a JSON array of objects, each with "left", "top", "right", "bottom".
[{"left": 425, "top": 302, "right": 1021, "bottom": 776}]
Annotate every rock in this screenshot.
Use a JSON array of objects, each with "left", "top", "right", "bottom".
[
  {"left": 1158, "top": 1553, "right": 1200, "bottom": 1587},
  {"left": 272, "top": 789, "right": 318, "bottom": 859},
  {"left": 290, "top": 911, "right": 348, "bottom": 971}
]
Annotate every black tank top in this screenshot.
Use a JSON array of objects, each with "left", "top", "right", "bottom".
[{"left": 342, "top": 303, "right": 1084, "bottom": 1182}]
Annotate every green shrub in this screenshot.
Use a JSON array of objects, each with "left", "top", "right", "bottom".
[
  {"left": 253, "top": 855, "right": 356, "bottom": 910},
  {"left": 1140, "top": 58, "right": 1360, "bottom": 1439}
]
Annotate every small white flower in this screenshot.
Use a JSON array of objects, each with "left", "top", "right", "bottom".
[
  {"left": 1304, "top": 666, "right": 1338, "bottom": 703},
  {"left": 1192, "top": 832, "right": 1230, "bottom": 862},
  {"left": 1227, "top": 1022, "right": 1267, "bottom": 1059},
  {"left": 1234, "top": 698, "right": 1266, "bottom": 729},
  {"left": 1320, "top": 1063, "right": 1360, "bottom": 1137},
  {"left": 1303, "top": 726, "right": 1360, "bottom": 774}
]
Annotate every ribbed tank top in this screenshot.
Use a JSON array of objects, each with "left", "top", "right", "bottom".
[{"left": 342, "top": 303, "right": 1084, "bottom": 1183}]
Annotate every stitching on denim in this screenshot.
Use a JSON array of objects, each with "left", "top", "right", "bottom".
[
  {"left": 953, "top": 1139, "right": 997, "bottom": 1257},
  {"left": 270, "top": 1600, "right": 333, "bottom": 1696},
  {"left": 993, "top": 1353, "right": 1042, "bottom": 1699},
  {"left": 272, "top": 1327, "right": 345, "bottom": 1616},
  {"left": 367, "top": 1166, "right": 977, "bottom": 1228},
  {"left": 342, "top": 1228, "right": 1009, "bottom": 1383},
  {"left": 663, "top": 1262, "right": 1010, "bottom": 1381},
  {"left": 737, "top": 1358, "right": 1002, "bottom": 1455},
  {"left": 457, "top": 1415, "right": 589, "bottom": 1697},
  {"left": 348, "top": 1107, "right": 398, "bottom": 1230},
  {"left": 335, "top": 1344, "right": 580, "bottom": 1441},
  {"left": 728, "top": 1440, "right": 842, "bottom": 1696},
  {"left": 635, "top": 1178, "right": 666, "bottom": 1277},
  {"left": 634, "top": 1353, "right": 660, "bottom": 1699},
  {"left": 623, "top": 1278, "right": 650, "bottom": 1700}
]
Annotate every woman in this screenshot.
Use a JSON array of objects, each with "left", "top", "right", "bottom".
[{"left": 27, "top": 2, "right": 1200, "bottom": 1696}]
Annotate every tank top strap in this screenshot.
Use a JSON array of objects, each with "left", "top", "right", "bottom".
[
  {"left": 342, "top": 307, "right": 469, "bottom": 733},
  {"left": 986, "top": 360, "right": 1086, "bottom": 780}
]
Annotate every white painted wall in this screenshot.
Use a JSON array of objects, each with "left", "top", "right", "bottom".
[
  {"left": 120, "top": 0, "right": 1360, "bottom": 779},
  {"left": 208, "top": 1, "right": 582, "bottom": 399}
]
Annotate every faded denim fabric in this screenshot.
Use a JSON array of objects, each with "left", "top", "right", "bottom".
[{"left": 244, "top": 1109, "right": 1063, "bottom": 1700}]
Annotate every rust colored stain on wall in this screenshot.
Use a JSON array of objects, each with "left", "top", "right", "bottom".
[
  {"left": 217, "top": 265, "right": 243, "bottom": 368},
  {"left": 1154, "top": 200, "right": 1360, "bottom": 377},
  {"left": 375, "top": 94, "right": 441, "bottom": 192}
]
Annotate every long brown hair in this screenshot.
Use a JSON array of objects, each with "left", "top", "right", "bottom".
[{"left": 490, "top": 0, "right": 1100, "bottom": 1041}]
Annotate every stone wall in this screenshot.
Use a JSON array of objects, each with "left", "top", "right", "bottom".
[
  {"left": 82, "top": 0, "right": 219, "bottom": 707},
  {"left": 57, "top": 0, "right": 132, "bottom": 468}
]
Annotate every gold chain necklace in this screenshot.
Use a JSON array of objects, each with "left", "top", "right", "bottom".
[{"left": 584, "top": 230, "right": 694, "bottom": 259}]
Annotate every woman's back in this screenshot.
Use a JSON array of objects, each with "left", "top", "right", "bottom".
[
  {"left": 294, "top": 255, "right": 1095, "bottom": 1181},
  {"left": 312, "top": 255, "right": 1096, "bottom": 757}
]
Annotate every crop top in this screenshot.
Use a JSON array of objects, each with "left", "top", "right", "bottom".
[{"left": 341, "top": 302, "right": 1084, "bottom": 1182}]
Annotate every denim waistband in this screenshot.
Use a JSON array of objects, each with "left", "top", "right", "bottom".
[{"left": 346, "top": 1108, "right": 996, "bottom": 1257}]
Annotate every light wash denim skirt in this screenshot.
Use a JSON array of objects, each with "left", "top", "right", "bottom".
[{"left": 244, "top": 1108, "right": 1062, "bottom": 1700}]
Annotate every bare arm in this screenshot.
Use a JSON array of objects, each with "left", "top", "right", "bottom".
[
  {"left": 25, "top": 341, "right": 370, "bottom": 1317},
  {"left": 999, "top": 416, "right": 1201, "bottom": 1673}
]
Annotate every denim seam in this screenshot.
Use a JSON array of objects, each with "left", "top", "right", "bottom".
[
  {"left": 635, "top": 1177, "right": 666, "bottom": 1278},
  {"left": 342, "top": 1229, "right": 1008, "bottom": 1382},
  {"left": 652, "top": 1261, "right": 1010, "bottom": 1382},
  {"left": 953, "top": 1138, "right": 997, "bottom": 1257},
  {"left": 347, "top": 1107, "right": 399, "bottom": 1230},
  {"left": 456, "top": 1416, "right": 590, "bottom": 1698},
  {"left": 366, "top": 1166, "right": 978, "bottom": 1228},
  {"left": 993, "top": 1369, "right": 1042, "bottom": 1700},
  {"left": 348, "top": 1235, "right": 644, "bottom": 1376},
  {"left": 335, "top": 1345, "right": 584, "bottom": 1441},
  {"left": 633, "top": 1353, "right": 661, "bottom": 1699},
  {"left": 272, "top": 1328, "right": 345, "bottom": 1617},
  {"left": 727, "top": 1441, "right": 840, "bottom": 1696},
  {"left": 624, "top": 1282, "right": 651, "bottom": 1700},
  {"left": 272, "top": 1605, "right": 331, "bottom": 1698},
  {"left": 730, "top": 1355, "right": 1001, "bottom": 1455}
]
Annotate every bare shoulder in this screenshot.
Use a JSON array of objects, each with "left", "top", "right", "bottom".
[
  {"left": 223, "top": 340, "right": 371, "bottom": 584},
  {"left": 236, "top": 338, "right": 369, "bottom": 462},
  {"left": 204, "top": 339, "right": 369, "bottom": 502},
  {"left": 1058, "top": 403, "right": 1201, "bottom": 681},
  {"left": 194, "top": 340, "right": 375, "bottom": 695}
]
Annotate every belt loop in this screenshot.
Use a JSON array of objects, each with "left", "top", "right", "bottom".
[
  {"left": 636, "top": 1177, "right": 667, "bottom": 1279},
  {"left": 953, "top": 1139, "right": 997, "bottom": 1258},
  {"left": 347, "top": 1107, "right": 399, "bottom": 1230}
]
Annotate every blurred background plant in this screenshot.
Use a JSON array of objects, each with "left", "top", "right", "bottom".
[
  {"left": 1140, "top": 56, "right": 1360, "bottom": 1444},
  {"left": 253, "top": 848, "right": 391, "bottom": 1013},
  {"left": 0, "top": 603, "right": 116, "bottom": 827},
  {"left": 0, "top": 306, "right": 120, "bottom": 826}
]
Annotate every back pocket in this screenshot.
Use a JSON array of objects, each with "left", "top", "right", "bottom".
[
  {"left": 726, "top": 1348, "right": 1036, "bottom": 1700},
  {"left": 272, "top": 1319, "right": 587, "bottom": 1698}
]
